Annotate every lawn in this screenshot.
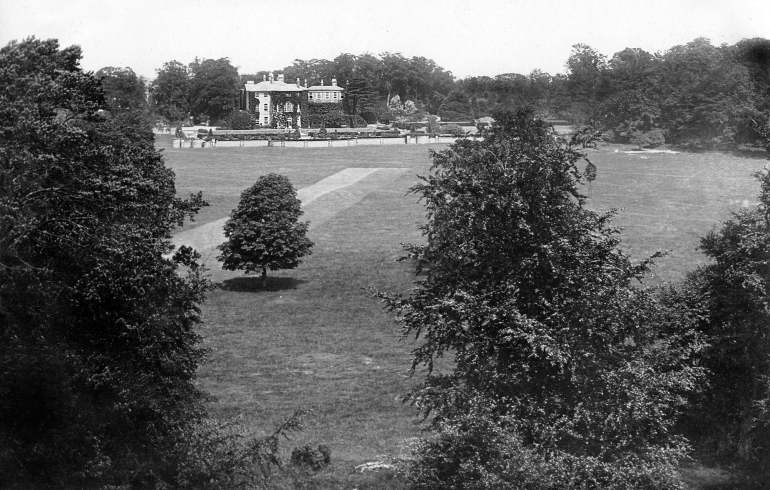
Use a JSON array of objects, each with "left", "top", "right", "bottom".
[{"left": 159, "top": 134, "right": 767, "bottom": 488}]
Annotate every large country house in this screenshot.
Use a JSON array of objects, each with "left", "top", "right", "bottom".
[{"left": 240, "top": 73, "right": 344, "bottom": 128}]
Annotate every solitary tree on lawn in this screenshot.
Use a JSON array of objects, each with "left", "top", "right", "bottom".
[{"left": 218, "top": 174, "right": 313, "bottom": 287}]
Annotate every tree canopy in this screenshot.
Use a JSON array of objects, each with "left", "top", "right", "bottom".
[
  {"left": 96, "top": 65, "right": 147, "bottom": 112},
  {"left": 189, "top": 57, "right": 240, "bottom": 123},
  {"left": 150, "top": 60, "right": 191, "bottom": 122},
  {"left": 218, "top": 174, "right": 313, "bottom": 288},
  {"left": 378, "top": 109, "right": 703, "bottom": 488}
]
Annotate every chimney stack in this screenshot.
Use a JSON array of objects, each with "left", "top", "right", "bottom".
[{"left": 332, "top": 78, "right": 337, "bottom": 86}]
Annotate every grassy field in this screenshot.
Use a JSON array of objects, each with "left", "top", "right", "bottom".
[{"left": 158, "top": 134, "right": 767, "bottom": 488}]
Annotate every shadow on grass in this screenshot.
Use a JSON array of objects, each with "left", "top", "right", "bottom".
[{"left": 219, "top": 276, "right": 306, "bottom": 292}]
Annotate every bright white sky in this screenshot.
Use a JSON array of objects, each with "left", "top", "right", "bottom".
[{"left": 1, "top": 0, "right": 769, "bottom": 81}]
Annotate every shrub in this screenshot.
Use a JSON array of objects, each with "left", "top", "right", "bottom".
[
  {"left": 224, "top": 110, "right": 256, "bottom": 130},
  {"left": 440, "top": 124, "right": 465, "bottom": 137},
  {"left": 290, "top": 444, "right": 331, "bottom": 471},
  {"left": 601, "top": 129, "right": 616, "bottom": 144},
  {"left": 349, "top": 114, "right": 367, "bottom": 128},
  {"left": 631, "top": 128, "right": 667, "bottom": 149},
  {"left": 402, "top": 399, "right": 688, "bottom": 490}
]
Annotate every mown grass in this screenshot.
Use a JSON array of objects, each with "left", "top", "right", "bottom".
[{"left": 159, "top": 134, "right": 767, "bottom": 488}]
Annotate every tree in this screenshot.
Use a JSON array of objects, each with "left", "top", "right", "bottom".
[
  {"left": 0, "top": 37, "right": 213, "bottom": 487},
  {"left": 189, "top": 57, "right": 240, "bottom": 123},
  {"left": 669, "top": 162, "right": 770, "bottom": 478},
  {"left": 565, "top": 44, "right": 609, "bottom": 124},
  {"left": 657, "top": 38, "right": 754, "bottom": 149},
  {"left": 151, "top": 60, "right": 191, "bottom": 122},
  {"left": 0, "top": 37, "right": 310, "bottom": 490},
  {"left": 218, "top": 174, "right": 313, "bottom": 288},
  {"left": 96, "top": 65, "right": 147, "bottom": 113},
  {"left": 598, "top": 48, "right": 662, "bottom": 138},
  {"left": 438, "top": 90, "right": 472, "bottom": 121},
  {"left": 378, "top": 109, "right": 703, "bottom": 488}
]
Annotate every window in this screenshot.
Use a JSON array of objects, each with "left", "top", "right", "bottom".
[
  {"left": 264, "top": 104, "right": 268, "bottom": 111},
  {"left": 264, "top": 116, "right": 268, "bottom": 124},
  {"left": 285, "top": 102, "right": 293, "bottom": 112},
  {"left": 325, "top": 92, "right": 330, "bottom": 100}
]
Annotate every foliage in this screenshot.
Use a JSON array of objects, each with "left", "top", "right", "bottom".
[
  {"left": 189, "top": 57, "right": 241, "bottom": 123},
  {"left": 349, "top": 114, "right": 368, "bottom": 128},
  {"left": 222, "top": 109, "right": 256, "bottom": 130},
  {"left": 564, "top": 44, "right": 609, "bottom": 125},
  {"left": 0, "top": 36, "right": 225, "bottom": 488},
  {"left": 440, "top": 123, "right": 465, "bottom": 136},
  {"left": 150, "top": 60, "right": 190, "bottom": 122},
  {"left": 96, "top": 65, "right": 147, "bottom": 113},
  {"left": 666, "top": 164, "right": 770, "bottom": 478},
  {"left": 218, "top": 174, "right": 313, "bottom": 287},
  {"left": 631, "top": 128, "right": 667, "bottom": 149},
  {"left": 377, "top": 109, "right": 703, "bottom": 488},
  {"left": 426, "top": 115, "right": 441, "bottom": 135},
  {"left": 306, "top": 101, "right": 346, "bottom": 128},
  {"left": 290, "top": 444, "right": 332, "bottom": 471},
  {"left": 401, "top": 396, "right": 689, "bottom": 490},
  {"left": 438, "top": 91, "right": 472, "bottom": 121}
]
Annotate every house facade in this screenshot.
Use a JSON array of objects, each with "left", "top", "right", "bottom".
[
  {"left": 307, "top": 79, "right": 344, "bottom": 104},
  {"left": 241, "top": 73, "right": 345, "bottom": 128}
]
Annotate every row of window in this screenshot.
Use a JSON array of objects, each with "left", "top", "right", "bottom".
[{"left": 308, "top": 91, "right": 341, "bottom": 101}]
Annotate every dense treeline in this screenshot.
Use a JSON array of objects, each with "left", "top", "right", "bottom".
[{"left": 98, "top": 37, "right": 770, "bottom": 149}]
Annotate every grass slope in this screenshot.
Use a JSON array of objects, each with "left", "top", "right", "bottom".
[{"left": 160, "top": 135, "right": 767, "bottom": 487}]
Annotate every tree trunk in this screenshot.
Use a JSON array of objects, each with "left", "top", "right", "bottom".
[{"left": 262, "top": 267, "right": 267, "bottom": 289}]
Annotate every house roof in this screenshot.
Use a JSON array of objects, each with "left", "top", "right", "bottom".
[
  {"left": 245, "top": 80, "right": 305, "bottom": 92},
  {"left": 307, "top": 85, "right": 344, "bottom": 92}
]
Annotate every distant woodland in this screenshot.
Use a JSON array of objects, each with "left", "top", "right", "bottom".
[{"left": 98, "top": 37, "right": 770, "bottom": 149}]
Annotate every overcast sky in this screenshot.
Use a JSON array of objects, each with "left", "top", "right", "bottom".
[{"left": 1, "top": 0, "right": 769, "bottom": 80}]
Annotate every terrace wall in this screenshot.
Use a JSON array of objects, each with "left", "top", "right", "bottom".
[{"left": 173, "top": 135, "right": 460, "bottom": 149}]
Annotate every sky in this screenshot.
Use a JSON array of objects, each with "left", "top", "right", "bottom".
[{"left": 1, "top": 0, "right": 769, "bottom": 81}]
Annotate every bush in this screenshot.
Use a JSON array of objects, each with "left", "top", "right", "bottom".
[
  {"left": 349, "top": 114, "right": 367, "bottom": 128},
  {"left": 631, "top": 128, "right": 667, "bottom": 149},
  {"left": 223, "top": 110, "right": 256, "bottom": 130},
  {"left": 440, "top": 124, "right": 465, "bottom": 137},
  {"left": 402, "top": 400, "right": 688, "bottom": 490},
  {"left": 290, "top": 445, "right": 331, "bottom": 471},
  {"left": 601, "top": 129, "right": 616, "bottom": 144}
]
